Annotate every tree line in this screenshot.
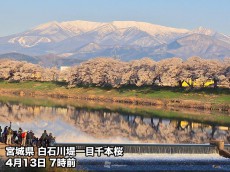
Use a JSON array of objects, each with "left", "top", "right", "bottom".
[{"left": 0, "top": 57, "right": 229, "bottom": 88}]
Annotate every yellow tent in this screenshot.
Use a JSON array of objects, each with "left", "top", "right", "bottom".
[{"left": 182, "top": 79, "right": 214, "bottom": 87}]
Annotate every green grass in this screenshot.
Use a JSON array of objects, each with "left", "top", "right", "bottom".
[
  {"left": 0, "top": 80, "right": 60, "bottom": 90},
  {"left": 0, "top": 80, "right": 229, "bottom": 104},
  {"left": 115, "top": 85, "right": 230, "bottom": 102}
]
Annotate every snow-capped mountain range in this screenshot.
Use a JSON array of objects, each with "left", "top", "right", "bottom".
[{"left": 0, "top": 20, "right": 229, "bottom": 65}]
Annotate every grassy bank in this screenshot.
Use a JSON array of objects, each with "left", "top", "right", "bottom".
[{"left": 0, "top": 80, "right": 229, "bottom": 111}]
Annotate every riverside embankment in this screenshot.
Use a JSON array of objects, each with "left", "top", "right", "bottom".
[{"left": 0, "top": 81, "right": 229, "bottom": 112}]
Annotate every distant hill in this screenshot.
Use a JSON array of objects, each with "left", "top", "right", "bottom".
[
  {"left": 0, "top": 53, "right": 84, "bottom": 67},
  {"left": 0, "top": 53, "right": 39, "bottom": 64},
  {"left": 0, "top": 20, "right": 229, "bottom": 61}
]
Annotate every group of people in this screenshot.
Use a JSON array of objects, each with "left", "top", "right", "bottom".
[{"left": 0, "top": 125, "right": 55, "bottom": 147}]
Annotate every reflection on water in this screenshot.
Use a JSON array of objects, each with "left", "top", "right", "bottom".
[{"left": 0, "top": 101, "right": 229, "bottom": 144}]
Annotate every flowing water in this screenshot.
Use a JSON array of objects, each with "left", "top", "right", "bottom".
[{"left": 76, "top": 154, "right": 230, "bottom": 171}]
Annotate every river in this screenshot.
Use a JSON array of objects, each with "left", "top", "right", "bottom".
[{"left": 0, "top": 95, "right": 229, "bottom": 144}]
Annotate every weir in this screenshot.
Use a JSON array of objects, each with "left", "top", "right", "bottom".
[
  {"left": 224, "top": 144, "right": 230, "bottom": 151},
  {"left": 55, "top": 143, "right": 220, "bottom": 154}
]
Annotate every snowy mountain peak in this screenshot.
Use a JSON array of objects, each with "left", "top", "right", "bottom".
[
  {"left": 32, "top": 20, "right": 189, "bottom": 36},
  {"left": 30, "top": 21, "right": 73, "bottom": 38},
  {"left": 110, "top": 21, "right": 189, "bottom": 36},
  {"left": 192, "top": 26, "right": 216, "bottom": 36},
  {"left": 60, "top": 20, "right": 105, "bottom": 33},
  {"left": 2, "top": 20, "right": 230, "bottom": 61},
  {"left": 32, "top": 21, "right": 61, "bottom": 31}
]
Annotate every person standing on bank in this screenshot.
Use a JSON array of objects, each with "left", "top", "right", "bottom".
[
  {"left": 27, "top": 130, "right": 34, "bottom": 146},
  {"left": 18, "top": 127, "right": 23, "bottom": 145},
  {"left": 6, "top": 127, "right": 13, "bottom": 145},
  {"left": 0, "top": 126, "right": 2, "bottom": 142},
  {"left": 41, "top": 130, "right": 48, "bottom": 147},
  {"left": 3, "top": 126, "right": 8, "bottom": 143},
  {"left": 21, "top": 130, "right": 27, "bottom": 146}
]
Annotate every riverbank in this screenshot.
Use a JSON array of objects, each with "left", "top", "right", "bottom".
[{"left": 0, "top": 81, "right": 229, "bottom": 112}]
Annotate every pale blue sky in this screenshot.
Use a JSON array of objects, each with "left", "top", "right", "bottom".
[{"left": 0, "top": 0, "right": 229, "bottom": 37}]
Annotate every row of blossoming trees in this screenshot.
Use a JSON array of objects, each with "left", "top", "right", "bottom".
[
  {"left": 0, "top": 59, "right": 59, "bottom": 82},
  {"left": 0, "top": 57, "right": 229, "bottom": 88}
]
